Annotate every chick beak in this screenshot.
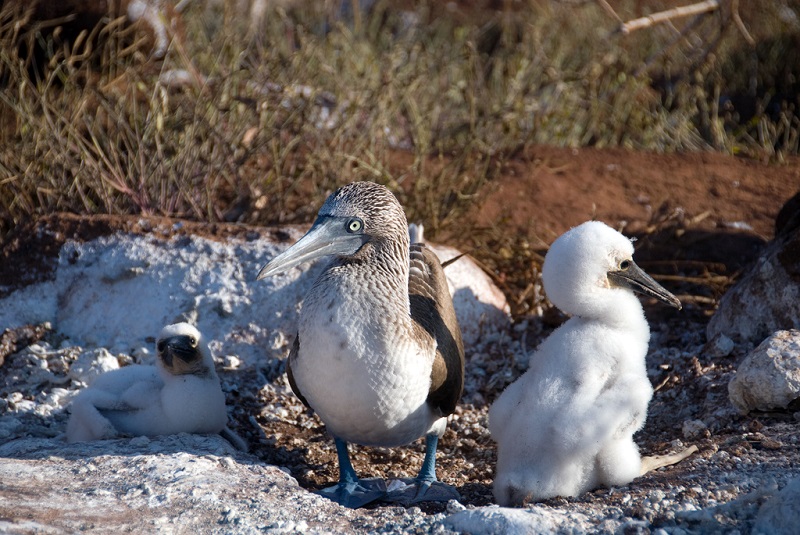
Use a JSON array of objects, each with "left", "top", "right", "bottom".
[
  {"left": 158, "top": 335, "right": 198, "bottom": 367},
  {"left": 608, "top": 261, "right": 682, "bottom": 310}
]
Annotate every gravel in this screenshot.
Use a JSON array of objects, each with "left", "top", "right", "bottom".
[{"left": 0, "top": 218, "right": 798, "bottom": 533}]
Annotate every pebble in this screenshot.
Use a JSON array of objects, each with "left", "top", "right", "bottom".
[
  {"left": 682, "top": 419, "right": 709, "bottom": 439},
  {"left": 68, "top": 348, "right": 120, "bottom": 386},
  {"left": 223, "top": 355, "right": 241, "bottom": 369},
  {"left": 706, "top": 333, "right": 735, "bottom": 357},
  {"left": 446, "top": 500, "right": 466, "bottom": 514},
  {"left": 130, "top": 435, "right": 151, "bottom": 447}
]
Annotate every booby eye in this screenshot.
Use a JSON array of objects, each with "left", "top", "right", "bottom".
[
  {"left": 619, "top": 260, "right": 631, "bottom": 270},
  {"left": 189, "top": 337, "right": 197, "bottom": 347},
  {"left": 346, "top": 218, "right": 363, "bottom": 233}
]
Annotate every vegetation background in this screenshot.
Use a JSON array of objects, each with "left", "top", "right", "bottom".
[{"left": 1, "top": 0, "right": 798, "bottom": 314}]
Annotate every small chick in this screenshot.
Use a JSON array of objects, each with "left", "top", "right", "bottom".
[
  {"left": 490, "top": 221, "right": 689, "bottom": 506},
  {"left": 66, "top": 323, "right": 229, "bottom": 443}
]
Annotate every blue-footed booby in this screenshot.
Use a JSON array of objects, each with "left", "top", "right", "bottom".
[
  {"left": 66, "top": 323, "right": 235, "bottom": 444},
  {"left": 257, "top": 181, "right": 465, "bottom": 508},
  {"left": 489, "top": 221, "right": 694, "bottom": 506}
]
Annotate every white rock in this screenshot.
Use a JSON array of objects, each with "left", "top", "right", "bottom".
[
  {"left": 37, "top": 388, "right": 74, "bottom": 413},
  {"left": 728, "top": 330, "right": 800, "bottom": 414},
  {"left": 131, "top": 346, "right": 154, "bottom": 365},
  {"left": 222, "top": 355, "right": 241, "bottom": 369},
  {"left": 0, "top": 228, "right": 509, "bottom": 366},
  {"left": 427, "top": 243, "right": 512, "bottom": 344},
  {"left": 67, "top": 348, "right": 120, "bottom": 386},
  {"left": 0, "top": 436, "right": 365, "bottom": 533},
  {"left": 445, "top": 499, "right": 466, "bottom": 514},
  {"left": 444, "top": 506, "right": 595, "bottom": 535},
  {"left": 707, "top": 231, "right": 800, "bottom": 345},
  {"left": 754, "top": 477, "right": 800, "bottom": 535}
]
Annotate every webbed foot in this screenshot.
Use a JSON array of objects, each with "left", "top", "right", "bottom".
[
  {"left": 317, "top": 477, "right": 387, "bottom": 508},
  {"left": 383, "top": 477, "right": 460, "bottom": 505}
]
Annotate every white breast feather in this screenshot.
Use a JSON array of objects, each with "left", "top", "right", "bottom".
[{"left": 293, "top": 273, "right": 437, "bottom": 447}]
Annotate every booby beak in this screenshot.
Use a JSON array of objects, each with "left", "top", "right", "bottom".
[
  {"left": 157, "top": 335, "right": 199, "bottom": 368},
  {"left": 608, "top": 260, "right": 682, "bottom": 310},
  {"left": 257, "top": 216, "right": 369, "bottom": 280}
]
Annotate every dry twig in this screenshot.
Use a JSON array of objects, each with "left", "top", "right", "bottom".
[
  {"left": 617, "top": 0, "right": 755, "bottom": 48},
  {"left": 618, "top": 0, "right": 720, "bottom": 35}
]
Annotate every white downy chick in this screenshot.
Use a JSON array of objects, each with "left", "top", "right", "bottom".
[
  {"left": 66, "top": 322, "right": 229, "bottom": 443},
  {"left": 489, "top": 221, "right": 685, "bottom": 506}
]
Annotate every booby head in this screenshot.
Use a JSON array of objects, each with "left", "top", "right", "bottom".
[
  {"left": 257, "top": 182, "right": 409, "bottom": 279},
  {"left": 542, "top": 221, "right": 681, "bottom": 320},
  {"left": 156, "top": 322, "right": 212, "bottom": 376}
]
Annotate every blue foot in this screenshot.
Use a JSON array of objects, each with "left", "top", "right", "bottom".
[
  {"left": 384, "top": 477, "right": 460, "bottom": 505},
  {"left": 317, "top": 477, "right": 387, "bottom": 508},
  {"left": 317, "top": 437, "right": 387, "bottom": 508},
  {"left": 382, "top": 433, "right": 460, "bottom": 505}
]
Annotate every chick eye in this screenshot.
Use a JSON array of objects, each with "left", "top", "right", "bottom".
[
  {"left": 619, "top": 260, "right": 631, "bottom": 270},
  {"left": 346, "top": 218, "right": 363, "bottom": 233}
]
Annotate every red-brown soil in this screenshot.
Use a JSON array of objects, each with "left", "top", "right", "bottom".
[{"left": 463, "top": 145, "right": 797, "bottom": 242}]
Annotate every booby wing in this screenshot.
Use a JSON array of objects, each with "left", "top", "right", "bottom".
[
  {"left": 286, "top": 334, "right": 310, "bottom": 409},
  {"left": 408, "top": 243, "right": 465, "bottom": 416},
  {"left": 285, "top": 245, "right": 465, "bottom": 417}
]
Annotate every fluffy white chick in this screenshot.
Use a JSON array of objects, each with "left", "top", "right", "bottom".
[
  {"left": 66, "top": 323, "right": 228, "bottom": 443},
  {"left": 490, "top": 221, "right": 690, "bottom": 506}
]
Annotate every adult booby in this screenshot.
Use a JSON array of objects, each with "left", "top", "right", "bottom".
[
  {"left": 257, "top": 181, "right": 465, "bottom": 508},
  {"left": 489, "top": 221, "right": 694, "bottom": 506},
  {"left": 66, "top": 323, "right": 232, "bottom": 444}
]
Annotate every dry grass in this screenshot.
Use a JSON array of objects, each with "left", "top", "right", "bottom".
[{"left": 0, "top": 0, "right": 796, "bottom": 315}]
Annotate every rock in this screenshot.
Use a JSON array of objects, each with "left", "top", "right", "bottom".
[
  {"left": 444, "top": 506, "right": 593, "bottom": 535},
  {"left": 67, "top": 348, "right": 120, "bottom": 386},
  {"left": 682, "top": 419, "right": 709, "bottom": 439},
  {"left": 705, "top": 333, "right": 735, "bottom": 358},
  {"left": 0, "top": 435, "right": 469, "bottom": 533},
  {"left": 0, "top": 324, "right": 49, "bottom": 368},
  {"left": 0, "top": 435, "right": 365, "bottom": 534},
  {"left": 0, "top": 417, "right": 21, "bottom": 439},
  {"left": 707, "top": 210, "right": 800, "bottom": 346},
  {"left": 427, "top": 243, "right": 511, "bottom": 345},
  {"left": 775, "top": 191, "right": 800, "bottom": 237},
  {"left": 0, "top": 228, "right": 509, "bottom": 364},
  {"left": 754, "top": 477, "right": 800, "bottom": 535},
  {"left": 728, "top": 330, "right": 800, "bottom": 414}
]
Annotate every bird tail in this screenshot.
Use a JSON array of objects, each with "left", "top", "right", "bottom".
[
  {"left": 220, "top": 426, "right": 249, "bottom": 452},
  {"left": 408, "top": 223, "right": 425, "bottom": 244}
]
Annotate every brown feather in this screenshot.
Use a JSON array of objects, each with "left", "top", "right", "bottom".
[
  {"left": 286, "top": 334, "right": 311, "bottom": 409},
  {"left": 408, "top": 244, "right": 465, "bottom": 417}
]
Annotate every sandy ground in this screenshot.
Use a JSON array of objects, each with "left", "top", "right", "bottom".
[{"left": 1, "top": 145, "right": 799, "bottom": 533}]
